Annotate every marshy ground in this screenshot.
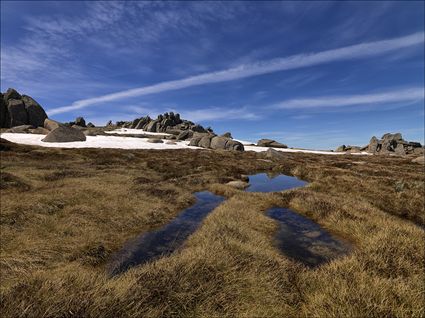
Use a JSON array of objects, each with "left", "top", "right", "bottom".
[{"left": 0, "top": 138, "right": 424, "bottom": 317}]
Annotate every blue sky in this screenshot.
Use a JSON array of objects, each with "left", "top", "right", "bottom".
[{"left": 1, "top": 1, "right": 424, "bottom": 149}]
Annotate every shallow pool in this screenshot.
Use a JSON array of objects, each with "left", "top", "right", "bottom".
[
  {"left": 246, "top": 173, "right": 307, "bottom": 192},
  {"left": 267, "top": 207, "right": 351, "bottom": 267},
  {"left": 108, "top": 191, "right": 224, "bottom": 275}
]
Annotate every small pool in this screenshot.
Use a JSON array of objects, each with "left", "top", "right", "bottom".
[
  {"left": 246, "top": 173, "right": 307, "bottom": 192},
  {"left": 108, "top": 191, "right": 224, "bottom": 276},
  {"left": 267, "top": 207, "right": 351, "bottom": 267}
]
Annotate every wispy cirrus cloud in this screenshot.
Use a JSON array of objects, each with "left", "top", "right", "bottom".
[
  {"left": 47, "top": 32, "right": 424, "bottom": 115},
  {"left": 180, "top": 107, "right": 260, "bottom": 122},
  {"left": 272, "top": 87, "right": 424, "bottom": 109}
]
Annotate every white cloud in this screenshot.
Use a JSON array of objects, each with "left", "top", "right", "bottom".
[
  {"left": 180, "top": 107, "right": 260, "bottom": 122},
  {"left": 47, "top": 32, "right": 424, "bottom": 115},
  {"left": 273, "top": 87, "right": 424, "bottom": 109}
]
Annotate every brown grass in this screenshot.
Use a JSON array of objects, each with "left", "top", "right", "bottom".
[{"left": 0, "top": 138, "right": 424, "bottom": 317}]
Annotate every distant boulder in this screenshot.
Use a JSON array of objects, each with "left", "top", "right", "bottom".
[
  {"left": 147, "top": 138, "right": 163, "bottom": 143},
  {"left": 189, "top": 133, "right": 245, "bottom": 151},
  {"left": 257, "top": 139, "right": 288, "bottom": 148},
  {"left": 209, "top": 136, "right": 244, "bottom": 151},
  {"left": 336, "top": 145, "right": 346, "bottom": 152},
  {"left": 265, "top": 148, "right": 285, "bottom": 160},
  {"left": 74, "top": 117, "right": 86, "bottom": 127},
  {"left": 86, "top": 122, "right": 95, "bottom": 128},
  {"left": 42, "top": 126, "right": 86, "bottom": 143}
]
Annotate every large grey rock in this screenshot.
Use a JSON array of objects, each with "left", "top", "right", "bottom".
[
  {"left": 221, "top": 132, "right": 232, "bottom": 138},
  {"left": 225, "top": 139, "right": 244, "bottom": 151},
  {"left": 257, "top": 139, "right": 287, "bottom": 148},
  {"left": 210, "top": 136, "right": 244, "bottom": 151},
  {"left": 22, "top": 95, "right": 48, "bottom": 127},
  {"left": 86, "top": 122, "right": 95, "bottom": 128},
  {"left": 4, "top": 88, "right": 21, "bottom": 101},
  {"left": 7, "top": 99, "right": 28, "bottom": 127},
  {"left": 379, "top": 133, "right": 407, "bottom": 154},
  {"left": 42, "top": 126, "right": 86, "bottom": 143},
  {"left": 210, "top": 136, "right": 228, "bottom": 150},
  {"left": 44, "top": 118, "right": 63, "bottom": 131}
]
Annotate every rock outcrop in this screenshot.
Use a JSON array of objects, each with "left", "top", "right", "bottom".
[
  {"left": 0, "top": 88, "right": 47, "bottom": 128},
  {"left": 257, "top": 139, "right": 288, "bottom": 148},
  {"left": 115, "top": 112, "right": 211, "bottom": 136},
  {"left": 114, "top": 112, "right": 242, "bottom": 151},
  {"left": 336, "top": 133, "right": 423, "bottom": 156},
  {"left": 367, "top": 133, "right": 422, "bottom": 156}
]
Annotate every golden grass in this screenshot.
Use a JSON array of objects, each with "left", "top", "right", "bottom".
[{"left": 0, "top": 138, "right": 424, "bottom": 317}]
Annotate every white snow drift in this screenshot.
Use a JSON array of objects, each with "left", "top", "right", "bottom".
[{"left": 0, "top": 132, "right": 368, "bottom": 155}]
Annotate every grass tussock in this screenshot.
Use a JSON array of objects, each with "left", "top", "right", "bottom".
[{"left": 0, "top": 138, "right": 424, "bottom": 317}]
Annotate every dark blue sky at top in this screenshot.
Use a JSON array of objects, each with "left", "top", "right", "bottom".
[{"left": 1, "top": 1, "right": 424, "bottom": 149}]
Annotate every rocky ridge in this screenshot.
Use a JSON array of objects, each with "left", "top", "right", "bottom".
[
  {"left": 1, "top": 88, "right": 48, "bottom": 128},
  {"left": 336, "top": 133, "right": 423, "bottom": 156},
  {"left": 110, "top": 114, "right": 245, "bottom": 151}
]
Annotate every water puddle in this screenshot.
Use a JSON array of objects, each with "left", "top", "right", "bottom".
[
  {"left": 267, "top": 207, "right": 351, "bottom": 267},
  {"left": 246, "top": 173, "right": 307, "bottom": 192},
  {"left": 108, "top": 191, "right": 224, "bottom": 276}
]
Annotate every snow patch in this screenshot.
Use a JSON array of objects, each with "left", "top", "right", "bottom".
[
  {"left": 104, "top": 128, "right": 171, "bottom": 136},
  {"left": 0, "top": 133, "right": 197, "bottom": 150},
  {"left": 244, "top": 145, "right": 369, "bottom": 155},
  {"left": 0, "top": 133, "right": 369, "bottom": 155}
]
